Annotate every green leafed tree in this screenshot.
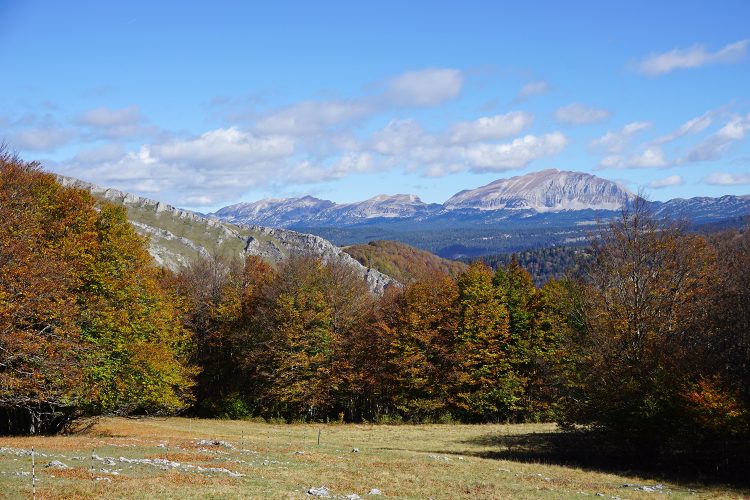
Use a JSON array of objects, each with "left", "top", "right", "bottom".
[{"left": 453, "top": 261, "right": 520, "bottom": 421}]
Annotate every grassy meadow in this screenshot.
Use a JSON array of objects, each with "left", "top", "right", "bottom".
[{"left": 0, "top": 418, "right": 746, "bottom": 499}]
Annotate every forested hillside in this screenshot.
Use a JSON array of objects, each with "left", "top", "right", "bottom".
[
  {"left": 464, "top": 245, "right": 592, "bottom": 285},
  {"left": 343, "top": 240, "right": 467, "bottom": 282}
]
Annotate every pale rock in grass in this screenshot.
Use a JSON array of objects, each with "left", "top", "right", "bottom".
[
  {"left": 307, "top": 486, "right": 332, "bottom": 497},
  {"left": 45, "top": 460, "right": 69, "bottom": 469}
]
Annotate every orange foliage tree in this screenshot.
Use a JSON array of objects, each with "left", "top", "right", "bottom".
[{"left": 0, "top": 151, "right": 195, "bottom": 434}]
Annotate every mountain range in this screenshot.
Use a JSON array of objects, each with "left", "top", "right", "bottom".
[
  {"left": 212, "top": 169, "right": 750, "bottom": 258},
  {"left": 58, "top": 169, "right": 750, "bottom": 278},
  {"left": 213, "top": 169, "right": 634, "bottom": 226}
]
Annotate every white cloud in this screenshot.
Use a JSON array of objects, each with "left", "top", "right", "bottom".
[
  {"left": 463, "top": 132, "right": 568, "bottom": 171},
  {"left": 703, "top": 172, "right": 750, "bottom": 186},
  {"left": 255, "top": 100, "right": 371, "bottom": 135},
  {"left": 591, "top": 121, "right": 652, "bottom": 153},
  {"left": 717, "top": 114, "right": 750, "bottom": 140},
  {"left": 683, "top": 113, "right": 750, "bottom": 162},
  {"left": 252, "top": 68, "right": 463, "bottom": 136},
  {"left": 634, "top": 39, "right": 749, "bottom": 76},
  {"left": 152, "top": 127, "right": 295, "bottom": 166},
  {"left": 653, "top": 111, "right": 714, "bottom": 145},
  {"left": 11, "top": 126, "right": 75, "bottom": 151},
  {"left": 77, "top": 105, "right": 154, "bottom": 139},
  {"left": 73, "top": 143, "right": 127, "bottom": 163},
  {"left": 600, "top": 146, "right": 668, "bottom": 169},
  {"left": 647, "top": 175, "right": 684, "bottom": 189},
  {"left": 51, "top": 66, "right": 577, "bottom": 205},
  {"left": 61, "top": 119, "right": 571, "bottom": 205},
  {"left": 384, "top": 68, "right": 463, "bottom": 106},
  {"left": 515, "top": 80, "right": 550, "bottom": 101},
  {"left": 449, "top": 112, "right": 533, "bottom": 143},
  {"left": 555, "top": 103, "right": 611, "bottom": 125},
  {"left": 78, "top": 106, "right": 141, "bottom": 128},
  {"left": 289, "top": 152, "right": 377, "bottom": 183},
  {"left": 60, "top": 127, "right": 297, "bottom": 206},
  {"left": 371, "top": 119, "right": 430, "bottom": 155}
]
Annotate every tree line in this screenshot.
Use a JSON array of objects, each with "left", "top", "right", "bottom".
[{"left": 2, "top": 152, "right": 749, "bottom": 478}]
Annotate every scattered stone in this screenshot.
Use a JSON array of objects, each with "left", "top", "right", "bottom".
[
  {"left": 118, "top": 456, "right": 181, "bottom": 469},
  {"left": 295, "top": 451, "right": 306, "bottom": 455},
  {"left": 95, "top": 477, "right": 112, "bottom": 482},
  {"left": 427, "top": 454, "right": 451, "bottom": 461},
  {"left": 344, "top": 495, "right": 361, "bottom": 500},
  {"left": 157, "top": 443, "right": 167, "bottom": 448},
  {"left": 368, "top": 488, "right": 382, "bottom": 495},
  {"left": 351, "top": 448, "right": 360, "bottom": 453},
  {"left": 92, "top": 454, "right": 117, "bottom": 466},
  {"left": 621, "top": 483, "right": 671, "bottom": 494},
  {"left": 307, "top": 486, "right": 331, "bottom": 497},
  {"left": 196, "top": 439, "right": 235, "bottom": 448},
  {"left": 458, "top": 456, "right": 464, "bottom": 460},
  {"left": 0, "top": 447, "right": 62, "bottom": 458},
  {"left": 194, "top": 466, "right": 245, "bottom": 478},
  {"left": 497, "top": 468, "right": 511, "bottom": 472},
  {"left": 596, "top": 494, "right": 605, "bottom": 497},
  {"left": 45, "top": 460, "right": 69, "bottom": 470}
]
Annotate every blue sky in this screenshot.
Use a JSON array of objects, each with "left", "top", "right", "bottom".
[{"left": 1, "top": 0, "right": 749, "bottom": 211}]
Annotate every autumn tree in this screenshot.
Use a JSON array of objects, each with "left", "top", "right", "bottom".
[
  {"left": 76, "top": 204, "right": 196, "bottom": 416},
  {"left": 381, "top": 273, "right": 460, "bottom": 421},
  {"left": 525, "top": 277, "right": 581, "bottom": 419},
  {"left": 709, "top": 227, "right": 750, "bottom": 410},
  {"left": 236, "top": 255, "right": 376, "bottom": 420},
  {"left": 0, "top": 153, "right": 93, "bottom": 433},
  {"left": 452, "top": 262, "right": 518, "bottom": 421},
  {"left": 0, "top": 151, "right": 196, "bottom": 433},
  {"left": 319, "top": 257, "right": 380, "bottom": 421},
  {"left": 560, "top": 200, "right": 722, "bottom": 450}
]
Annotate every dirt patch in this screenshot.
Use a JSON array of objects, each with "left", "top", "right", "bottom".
[{"left": 44, "top": 467, "right": 103, "bottom": 481}]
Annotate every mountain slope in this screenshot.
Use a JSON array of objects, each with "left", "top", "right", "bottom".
[
  {"left": 343, "top": 240, "right": 467, "bottom": 283},
  {"left": 651, "top": 195, "right": 750, "bottom": 223},
  {"left": 325, "top": 194, "right": 438, "bottom": 223},
  {"left": 444, "top": 169, "right": 632, "bottom": 211},
  {"left": 215, "top": 193, "right": 439, "bottom": 227},
  {"left": 214, "top": 196, "right": 335, "bottom": 227},
  {"left": 57, "top": 177, "right": 396, "bottom": 295}
]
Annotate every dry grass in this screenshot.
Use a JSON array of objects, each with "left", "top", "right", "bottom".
[{"left": 0, "top": 417, "right": 747, "bottom": 499}]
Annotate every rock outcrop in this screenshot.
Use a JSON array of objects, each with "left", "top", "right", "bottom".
[{"left": 57, "top": 176, "right": 397, "bottom": 295}]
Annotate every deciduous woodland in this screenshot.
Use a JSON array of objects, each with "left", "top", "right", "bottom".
[{"left": 1, "top": 152, "right": 749, "bottom": 480}]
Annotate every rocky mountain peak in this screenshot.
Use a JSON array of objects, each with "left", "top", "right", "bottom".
[{"left": 444, "top": 169, "right": 633, "bottom": 212}]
